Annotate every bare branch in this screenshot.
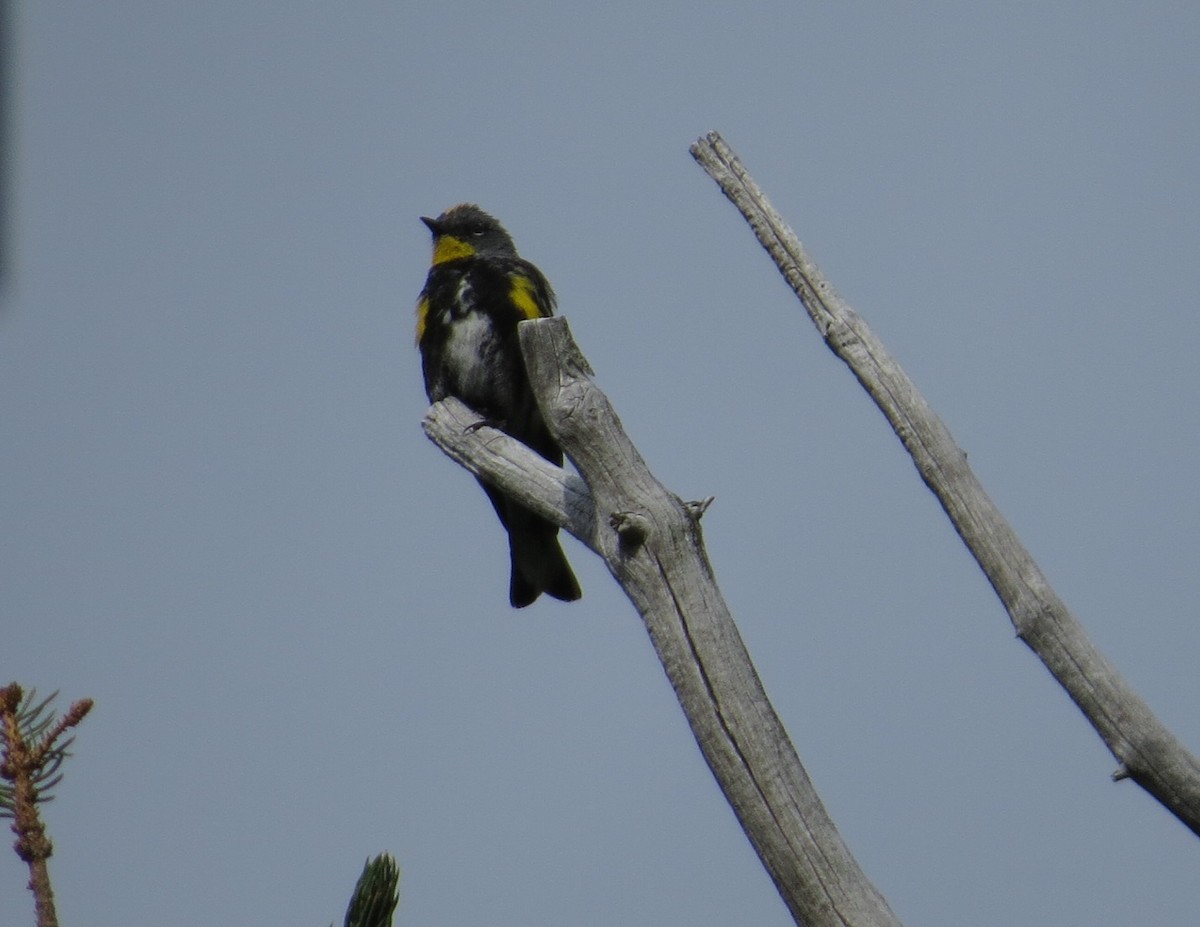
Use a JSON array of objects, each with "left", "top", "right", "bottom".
[
  {"left": 421, "top": 400, "right": 596, "bottom": 544},
  {"left": 424, "top": 318, "right": 904, "bottom": 927},
  {"left": 690, "top": 129, "right": 1200, "bottom": 837}
]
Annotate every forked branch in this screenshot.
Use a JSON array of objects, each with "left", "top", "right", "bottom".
[{"left": 423, "top": 318, "right": 903, "bottom": 927}]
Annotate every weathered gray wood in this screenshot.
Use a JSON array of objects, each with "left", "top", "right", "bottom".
[
  {"left": 420, "top": 399, "right": 596, "bottom": 543},
  {"left": 422, "top": 317, "right": 904, "bottom": 927},
  {"left": 690, "top": 129, "right": 1200, "bottom": 838}
]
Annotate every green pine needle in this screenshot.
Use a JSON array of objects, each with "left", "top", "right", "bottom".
[
  {"left": 0, "top": 688, "right": 84, "bottom": 818},
  {"left": 343, "top": 853, "right": 400, "bottom": 927}
]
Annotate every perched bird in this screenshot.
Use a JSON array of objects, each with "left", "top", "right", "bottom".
[{"left": 416, "top": 204, "right": 582, "bottom": 607}]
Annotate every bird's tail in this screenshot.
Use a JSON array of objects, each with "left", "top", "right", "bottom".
[
  {"left": 479, "top": 480, "right": 581, "bottom": 608},
  {"left": 505, "top": 505, "right": 581, "bottom": 608}
]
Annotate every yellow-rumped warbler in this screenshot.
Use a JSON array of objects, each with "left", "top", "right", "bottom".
[{"left": 416, "top": 204, "right": 582, "bottom": 607}]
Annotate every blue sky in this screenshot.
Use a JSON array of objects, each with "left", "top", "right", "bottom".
[{"left": 3, "top": 3, "right": 1199, "bottom": 925}]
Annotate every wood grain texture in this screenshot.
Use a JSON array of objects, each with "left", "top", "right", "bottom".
[
  {"left": 690, "top": 129, "right": 1200, "bottom": 839},
  {"left": 425, "top": 316, "right": 903, "bottom": 927}
]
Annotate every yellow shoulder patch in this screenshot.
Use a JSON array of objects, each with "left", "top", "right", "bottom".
[
  {"left": 415, "top": 296, "right": 429, "bottom": 344},
  {"left": 432, "top": 236, "right": 475, "bottom": 265},
  {"left": 509, "top": 275, "right": 547, "bottom": 321}
]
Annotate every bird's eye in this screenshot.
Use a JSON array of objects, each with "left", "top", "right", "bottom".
[{"left": 470, "top": 224, "right": 488, "bottom": 237}]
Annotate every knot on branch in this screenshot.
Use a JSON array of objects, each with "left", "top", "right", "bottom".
[{"left": 15, "top": 823, "right": 52, "bottom": 863}]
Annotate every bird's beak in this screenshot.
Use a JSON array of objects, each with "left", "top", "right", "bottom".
[{"left": 420, "top": 216, "right": 440, "bottom": 235}]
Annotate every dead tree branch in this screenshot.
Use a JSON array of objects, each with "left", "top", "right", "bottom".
[
  {"left": 690, "top": 129, "right": 1200, "bottom": 838},
  {"left": 423, "top": 318, "right": 903, "bottom": 927}
]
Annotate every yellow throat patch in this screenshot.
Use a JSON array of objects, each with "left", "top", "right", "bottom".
[{"left": 431, "top": 235, "right": 475, "bottom": 265}]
